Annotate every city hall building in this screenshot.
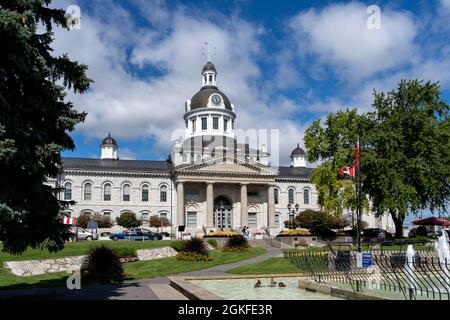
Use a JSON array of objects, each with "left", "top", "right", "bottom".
[{"left": 51, "top": 61, "right": 394, "bottom": 236}]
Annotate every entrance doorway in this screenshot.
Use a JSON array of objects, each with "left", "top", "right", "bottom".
[{"left": 214, "top": 196, "right": 233, "bottom": 230}]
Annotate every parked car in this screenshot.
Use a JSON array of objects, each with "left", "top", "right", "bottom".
[
  {"left": 408, "top": 226, "right": 435, "bottom": 238},
  {"left": 110, "top": 228, "right": 163, "bottom": 241},
  {"left": 98, "top": 231, "right": 112, "bottom": 241},
  {"left": 77, "top": 228, "right": 98, "bottom": 241},
  {"left": 362, "top": 228, "right": 393, "bottom": 241}
]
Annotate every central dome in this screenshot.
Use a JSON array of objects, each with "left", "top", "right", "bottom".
[{"left": 190, "top": 85, "right": 233, "bottom": 111}]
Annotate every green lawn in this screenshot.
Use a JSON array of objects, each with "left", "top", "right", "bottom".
[
  {"left": 0, "top": 241, "right": 266, "bottom": 290},
  {"left": 227, "top": 257, "right": 299, "bottom": 275}
]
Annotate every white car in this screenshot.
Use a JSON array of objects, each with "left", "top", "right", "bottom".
[
  {"left": 76, "top": 228, "right": 98, "bottom": 241},
  {"left": 98, "top": 231, "right": 113, "bottom": 241}
]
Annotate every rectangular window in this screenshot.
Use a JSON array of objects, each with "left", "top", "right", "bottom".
[
  {"left": 248, "top": 213, "right": 257, "bottom": 228},
  {"left": 160, "top": 190, "right": 167, "bottom": 202},
  {"left": 192, "top": 119, "right": 196, "bottom": 132},
  {"left": 185, "top": 188, "right": 200, "bottom": 197},
  {"left": 64, "top": 189, "right": 72, "bottom": 201},
  {"left": 187, "top": 212, "right": 197, "bottom": 228},
  {"left": 201, "top": 117, "right": 207, "bottom": 130},
  {"left": 142, "top": 189, "right": 149, "bottom": 202},
  {"left": 275, "top": 214, "right": 280, "bottom": 227},
  {"left": 224, "top": 118, "right": 229, "bottom": 132},
  {"left": 274, "top": 189, "right": 279, "bottom": 204},
  {"left": 213, "top": 117, "right": 219, "bottom": 130}
]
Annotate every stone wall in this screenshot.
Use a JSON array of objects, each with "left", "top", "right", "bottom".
[{"left": 4, "top": 246, "right": 178, "bottom": 277}]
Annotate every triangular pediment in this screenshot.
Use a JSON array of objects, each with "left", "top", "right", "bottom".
[{"left": 175, "top": 155, "right": 278, "bottom": 176}]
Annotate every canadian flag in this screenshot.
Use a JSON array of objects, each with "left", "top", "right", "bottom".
[
  {"left": 62, "top": 216, "right": 76, "bottom": 225},
  {"left": 338, "top": 165, "right": 355, "bottom": 177}
]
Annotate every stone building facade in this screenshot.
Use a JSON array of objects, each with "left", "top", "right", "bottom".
[{"left": 52, "top": 60, "right": 394, "bottom": 236}]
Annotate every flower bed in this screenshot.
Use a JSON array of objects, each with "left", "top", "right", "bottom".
[
  {"left": 277, "top": 229, "right": 311, "bottom": 237},
  {"left": 205, "top": 231, "right": 240, "bottom": 237}
]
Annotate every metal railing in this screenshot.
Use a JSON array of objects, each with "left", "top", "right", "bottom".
[{"left": 283, "top": 249, "right": 450, "bottom": 300}]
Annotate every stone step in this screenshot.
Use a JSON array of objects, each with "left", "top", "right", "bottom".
[{"left": 148, "top": 283, "right": 188, "bottom": 300}]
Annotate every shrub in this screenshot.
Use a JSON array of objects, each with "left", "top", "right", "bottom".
[
  {"left": 170, "top": 240, "right": 186, "bottom": 252},
  {"left": 176, "top": 252, "right": 212, "bottom": 262},
  {"left": 207, "top": 239, "right": 218, "bottom": 248},
  {"left": 116, "top": 211, "right": 140, "bottom": 228},
  {"left": 176, "top": 237, "right": 211, "bottom": 261},
  {"left": 80, "top": 245, "right": 125, "bottom": 282},
  {"left": 182, "top": 237, "right": 209, "bottom": 255},
  {"left": 76, "top": 214, "right": 91, "bottom": 228},
  {"left": 93, "top": 213, "right": 113, "bottom": 228},
  {"left": 223, "top": 235, "right": 250, "bottom": 252}
]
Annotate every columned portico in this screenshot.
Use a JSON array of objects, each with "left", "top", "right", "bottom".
[
  {"left": 176, "top": 181, "right": 184, "bottom": 226},
  {"left": 267, "top": 184, "right": 275, "bottom": 228},
  {"left": 206, "top": 182, "right": 214, "bottom": 227},
  {"left": 240, "top": 183, "right": 248, "bottom": 227}
]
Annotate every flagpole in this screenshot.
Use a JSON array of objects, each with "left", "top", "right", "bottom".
[{"left": 356, "top": 131, "right": 362, "bottom": 253}]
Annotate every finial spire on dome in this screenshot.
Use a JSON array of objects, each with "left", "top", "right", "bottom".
[{"left": 203, "top": 41, "right": 216, "bottom": 62}]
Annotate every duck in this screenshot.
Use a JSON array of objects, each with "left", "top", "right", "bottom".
[
  {"left": 278, "top": 282, "right": 286, "bottom": 287},
  {"left": 254, "top": 280, "right": 262, "bottom": 288},
  {"left": 269, "top": 278, "right": 277, "bottom": 287}
]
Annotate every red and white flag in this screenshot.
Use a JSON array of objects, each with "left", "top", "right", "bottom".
[
  {"left": 338, "top": 165, "right": 355, "bottom": 177},
  {"left": 62, "top": 216, "right": 76, "bottom": 225}
]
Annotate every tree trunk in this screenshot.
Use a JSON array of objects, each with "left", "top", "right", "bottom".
[{"left": 391, "top": 213, "right": 404, "bottom": 238}]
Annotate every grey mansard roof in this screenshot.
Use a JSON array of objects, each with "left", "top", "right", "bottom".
[
  {"left": 61, "top": 157, "right": 313, "bottom": 179},
  {"left": 62, "top": 157, "right": 171, "bottom": 173}
]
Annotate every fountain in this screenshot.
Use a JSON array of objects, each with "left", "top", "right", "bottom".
[
  {"left": 435, "top": 230, "right": 450, "bottom": 286},
  {"left": 404, "top": 244, "right": 417, "bottom": 298}
]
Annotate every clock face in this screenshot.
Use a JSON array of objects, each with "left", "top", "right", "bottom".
[{"left": 211, "top": 94, "right": 222, "bottom": 105}]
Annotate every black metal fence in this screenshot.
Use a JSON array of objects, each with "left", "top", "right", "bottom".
[{"left": 284, "top": 249, "right": 450, "bottom": 300}]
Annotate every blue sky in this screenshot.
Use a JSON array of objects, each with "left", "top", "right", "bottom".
[{"left": 52, "top": 0, "right": 450, "bottom": 164}]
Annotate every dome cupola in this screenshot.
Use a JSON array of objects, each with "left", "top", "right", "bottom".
[
  {"left": 183, "top": 60, "right": 236, "bottom": 141},
  {"left": 100, "top": 133, "right": 118, "bottom": 160},
  {"left": 290, "top": 143, "right": 306, "bottom": 167}
]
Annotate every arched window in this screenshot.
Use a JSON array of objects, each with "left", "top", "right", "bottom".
[
  {"left": 83, "top": 183, "right": 92, "bottom": 201},
  {"left": 102, "top": 211, "right": 112, "bottom": 219},
  {"left": 140, "top": 211, "right": 149, "bottom": 221},
  {"left": 160, "top": 185, "right": 167, "bottom": 202},
  {"left": 142, "top": 185, "right": 149, "bottom": 202},
  {"left": 104, "top": 183, "right": 111, "bottom": 201},
  {"left": 288, "top": 188, "right": 295, "bottom": 205},
  {"left": 274, "top": 188, "right": 279, "bottom": 205},
  {"left": 123, "top": 184, "right": 131, "bottom": 202},
  {"left": 187, "top": 211, "right": 197, "bottom": 228},
  {"left": 64, "top": 182, "right": 72, "bottom": 201},
  {"left": 303, "top": 189, "right": 310, "bottom": 205},
  {"left": 248, "top": 207, "right": 258, "bottom": 228}
]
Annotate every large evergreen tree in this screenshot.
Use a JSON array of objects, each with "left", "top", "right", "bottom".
[{"left": 0, "top": 0, "right": 91, "bottom": 253}]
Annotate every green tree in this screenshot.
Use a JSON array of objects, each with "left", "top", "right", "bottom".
[
  {"left": 304, "top": 109, "right": 369, "bottom": 218},
  {"left": 363, "top": 80, "right": 450, "bottom": 237},
  {"left": 116, "top": 212, "right": 140, "bottom": 229},
  {"left": 0, "top": 1, "right": 91, "bottom": 253}
]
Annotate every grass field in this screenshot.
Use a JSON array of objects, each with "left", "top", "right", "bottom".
[
  {"left": 0, "top": 241, "right": 265, "bottom": 290},
  {"left": 227, "top": 257, "right": 299, "bottom": 275}
]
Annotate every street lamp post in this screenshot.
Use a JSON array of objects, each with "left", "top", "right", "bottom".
[{"left": 287, "top": 203, "right": 300, "bottom": 229}]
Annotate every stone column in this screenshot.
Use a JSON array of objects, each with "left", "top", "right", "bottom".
[
  {"left": 176, "top": 182, "right": 184, "bottom": 226},
  {"left": 240, "top": 183, "right": 248, "bottom": 227},
  {"left": 268, "top": 184, "right": 275, "bottom": 228},
  {"left": 206, "top": 182, "right": 214, "bottom": 227}
]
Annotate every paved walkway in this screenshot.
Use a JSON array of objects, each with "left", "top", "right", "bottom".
[{"left": 0, "top": 248, "right": 282, "bottom": 300}]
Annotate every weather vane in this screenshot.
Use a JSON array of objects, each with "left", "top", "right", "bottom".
[{"left": 202, "top": 41, "right": 216, "bottom": 62}]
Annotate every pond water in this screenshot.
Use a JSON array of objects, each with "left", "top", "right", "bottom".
[{"left": 189, "top": 277, "right": 342, "bottom": 300}]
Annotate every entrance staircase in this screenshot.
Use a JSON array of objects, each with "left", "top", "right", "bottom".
[{"left": 248, "top": 238, "right": 281, "bottom": 249}]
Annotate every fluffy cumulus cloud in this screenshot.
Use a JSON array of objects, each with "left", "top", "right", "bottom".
[
  {"left": 289, "top": 2, "right": 418, "bottom": 83},
  {"left": 49, "top": 0, "right": 308, "bottom": 164},
  {"left": 48, "top": 1, "right": 450, "bottom": 165}
]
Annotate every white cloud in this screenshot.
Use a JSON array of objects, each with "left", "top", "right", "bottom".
[
  {"left": 49, "top": 1, "right": 306, "bottom": 165},
  {"left": 289, "top": 2, "right": 418, "bottom": 83}
]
